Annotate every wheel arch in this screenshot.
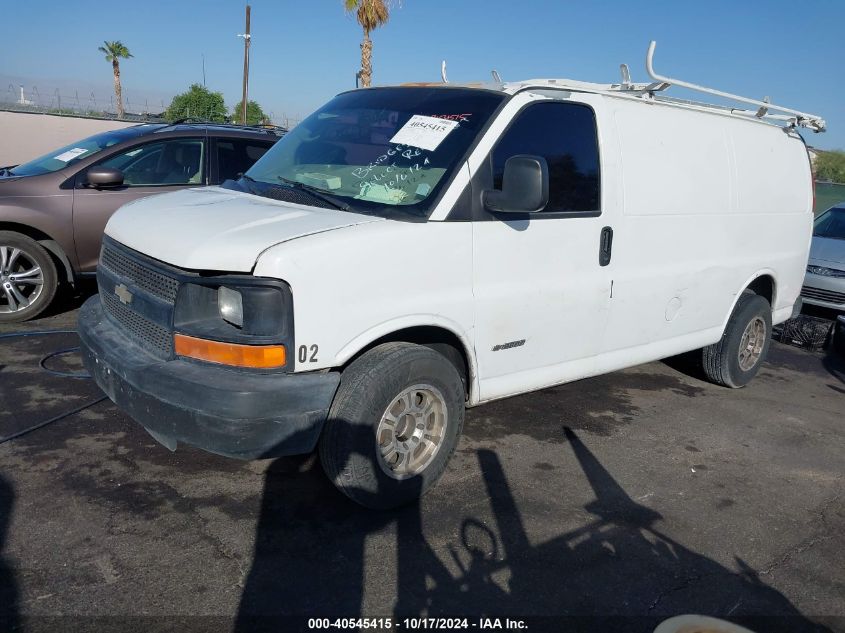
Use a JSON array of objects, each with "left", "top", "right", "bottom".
[
  {"left": 0, "top": 221, "right": 75, "bottom": 283},
  {"left": 336, "top": 319, "right": 478, "bottom": 404},
  {"left": 722, "top": 271, "right": 777, "bottom": 330}
]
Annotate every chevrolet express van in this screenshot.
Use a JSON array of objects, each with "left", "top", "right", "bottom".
[{"left": 78, "top": 47, "right": 823, "bottom": 508}]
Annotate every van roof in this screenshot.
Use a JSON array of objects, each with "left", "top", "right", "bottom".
[
  {"left": 390, "top": 78, "right": 825, "bottom": 134},
  {"left": 393, "top": 42, "right": 826, "bottom": 133}
]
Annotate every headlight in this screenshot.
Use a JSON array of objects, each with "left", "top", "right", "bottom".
[
  {"left": 173, "top": 278, "right": 294, "bottom": 370},
  {"left": 218, "top": 286, "right": 244, "bottom": 328}
]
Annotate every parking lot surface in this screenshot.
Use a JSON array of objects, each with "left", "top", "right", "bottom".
[{"left": 1, "top": 292, "right": 844, "bottom": 632}]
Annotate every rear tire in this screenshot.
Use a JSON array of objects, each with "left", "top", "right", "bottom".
[
  {"left": 702, "top": 293, "right": 772, "bottom": 388},
  {"left": 0, "top": 231, "right": 58, "bottom": 323},
  {"left": 319, "top": 342, "right": 465, "bottom": 509}
]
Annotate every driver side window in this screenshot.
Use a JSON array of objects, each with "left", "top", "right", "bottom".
[
  {"left": 95, "top": 138, "right": 205, "bottom": 186},
  {"left": 491, "top": 102, "right": 600, "bottom": 213}
]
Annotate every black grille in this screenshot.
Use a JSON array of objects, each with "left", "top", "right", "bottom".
[
  {"left": 102, "top": 290, "right": 173, "bottom": 357},
  {"left": 101, "top": 245, "right": 180, "bottom": 303},
  {"left": 801, "top": 285, "right": 845, "bottom": 305}
]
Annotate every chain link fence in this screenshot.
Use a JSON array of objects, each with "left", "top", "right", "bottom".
[
  {"left": 1, "top": 84, "right": 302, "bottom": 128},
  {"left": 1, "top": 84, "right": 168, "bottom": 121}
]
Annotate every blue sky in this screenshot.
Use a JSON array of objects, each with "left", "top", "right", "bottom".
[{"left": 2, "top": 0, "right": 843, "bottom": 148}]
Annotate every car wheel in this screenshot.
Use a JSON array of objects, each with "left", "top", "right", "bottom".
[
  {"left": 0, "top": 231, "right": 58, "bottom": 323},
  {"left": 702, "top": 292, "right": 772, "bottom": 388},
  {"left": 319, "top": 342, "right": 465, "bottom": 509}
]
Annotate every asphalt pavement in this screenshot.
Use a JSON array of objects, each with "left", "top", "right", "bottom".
[{"left": 1, "top": 287, "right": 843, "bottom": 633}]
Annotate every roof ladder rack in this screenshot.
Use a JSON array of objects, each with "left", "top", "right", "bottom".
[{"left": 645, "top": 41, "right": 826, "bottom": 132}]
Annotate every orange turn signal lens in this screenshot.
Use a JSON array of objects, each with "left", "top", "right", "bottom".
[{"left": 174, "top": 334, "right": 286, "bottom": 369}]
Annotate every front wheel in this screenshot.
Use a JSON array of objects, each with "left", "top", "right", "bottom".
[
  {"left": 319, "top": 342, "right": 465, "bottom": 509},
  {"left": 702, "top": 293, "right": 772, "bottom": 388},
  {"left": 0, "top": 231, "right": 58, "bottom": 323}
]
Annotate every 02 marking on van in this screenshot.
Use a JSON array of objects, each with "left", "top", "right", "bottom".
[{"left": 298, "top": 345, "right": 319, "bottom": 363}]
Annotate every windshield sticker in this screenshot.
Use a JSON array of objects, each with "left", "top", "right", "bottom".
[
  {"left": 389, "top": 115, "right": 459, "bottom": 151},
  {"left": 53, "top": 148, "right": 89, "bottom": 162},
  {"left": 431, "top": 113, "right": 472, "bottom": 123}
]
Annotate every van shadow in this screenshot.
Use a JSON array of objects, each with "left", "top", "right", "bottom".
[
  {"left": 236, "top": 426, "right": 831, "bottom": 633},
  {"left": 0, "top": 473, "right": 20, "bottom": 632}
]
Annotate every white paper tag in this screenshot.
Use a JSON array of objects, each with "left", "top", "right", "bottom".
[
  {"left": 53, "top": 148, "right": 89, "bottom": 162},
  {"left": 389, "top": 115, "right": 459, "bottom": 151}
]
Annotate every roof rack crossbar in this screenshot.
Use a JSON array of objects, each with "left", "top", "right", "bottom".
[{"left": 645, "top": 41, "right": 826, "bottom": 132}]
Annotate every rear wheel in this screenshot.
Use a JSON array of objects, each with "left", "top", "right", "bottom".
[
  {"left": 702, "top": 293, "right": 772, "bottom": 388},
  {"left": 0, "top": 231, "right": 58, "bottom": 323},
  {"left": 319, "top": 342, "right": 465, "bottom": 509}
]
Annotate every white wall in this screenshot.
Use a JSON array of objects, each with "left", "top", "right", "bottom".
[{"left": 0, "top": 111, "right": 137, "bottom": 166}]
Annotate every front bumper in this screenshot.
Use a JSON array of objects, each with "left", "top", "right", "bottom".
[{"left": 78, "top": 296, "right": 340, "bottom": 459}]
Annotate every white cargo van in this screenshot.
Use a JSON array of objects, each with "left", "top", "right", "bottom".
[{"left": 79, "top": 44, "right": 823, "bottom": 508}]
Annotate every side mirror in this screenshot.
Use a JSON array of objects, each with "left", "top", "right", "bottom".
[
  {"left": 86, "top": 167, "right": 124, "bottom": 188},
  {"left": 483, "top": 155, "right": 549, "bottom": 214}
]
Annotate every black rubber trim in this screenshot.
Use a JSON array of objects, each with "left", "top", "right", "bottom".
[{"left": 78, "top": 295, "right": 339, "bottom": 460}]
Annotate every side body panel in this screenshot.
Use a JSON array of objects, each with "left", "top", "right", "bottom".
[
  {"left": 253, "top": 220, "right": 478, "bottom": 398},
  {"left": 0, "top": 172, "right": 77, "bottom": 268},
  {"left": 467, "top": 92, "right": 620, "bottom": 403},
  {"left": 602, "top": 97, "right": 813, "bottom": 359}
]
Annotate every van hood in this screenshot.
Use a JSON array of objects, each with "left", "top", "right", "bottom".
[
  {"left": 809, "top": 235, "right": 845, "bottom": 267},
  {"left": 105, "top": 186, "right": 383, "bottom": 272}
]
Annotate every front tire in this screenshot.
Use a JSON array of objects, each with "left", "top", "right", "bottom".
[
  {"left": 702, "top": 293, "right": 772, "bottom": 388},
  {"left": 319, "top": 342, "right": 465, "bottom": 509},
  {"left": 0, "top": 231, "right": 58, "bottom": 323}
]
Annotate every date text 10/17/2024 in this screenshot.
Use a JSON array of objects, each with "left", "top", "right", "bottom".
[{"left": 307, "top": 618, "right": 528, "bottom": 630}]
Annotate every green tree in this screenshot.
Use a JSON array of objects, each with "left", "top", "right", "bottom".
[
  {"left": 165, "top": 84, "right": 227, "bottom": 123},
  {"left": 344, "top": 0, "right": 393, "bottom": 88},
  {"left": 98, "top": 40, "right": 133, "bottom": 119},
  {"left": 231, "top": 99, "right": 269, "bottom": 126},
  {"left": 815, "top": 150, "right": 845, "bottom": 184}
]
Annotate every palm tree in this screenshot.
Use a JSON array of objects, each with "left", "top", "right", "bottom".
[
  {"left": 98, "top": 41, "right": 133, "bottom": 118},
  {"left": 344, "top": 0, "right": 392, "bottom": 88}
]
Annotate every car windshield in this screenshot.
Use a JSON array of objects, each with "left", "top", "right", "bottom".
[
  {"left": 813, "top": 207, "right": 845, "bottom": 240},
  {"left": 244, "top": 87, "right": 506, "bottom": 218},
  {"left": 6, "top": 125, "right": 161, "bottom": 177}
]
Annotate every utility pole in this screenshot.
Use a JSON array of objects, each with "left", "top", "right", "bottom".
[
  {"left": 202, "top": 53, "right": 206, "bottom": 87},
  {"left": 237, "top": 4, "right": 251, "bottom": 125}
]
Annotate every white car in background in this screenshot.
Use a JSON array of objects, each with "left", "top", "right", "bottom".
[{"left": 802, "top": 205, "right": 845, "bottom": 312}]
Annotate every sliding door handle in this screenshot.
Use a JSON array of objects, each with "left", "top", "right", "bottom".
[{"left": 599, "top": 226, "right": 613, "bottom": 267}]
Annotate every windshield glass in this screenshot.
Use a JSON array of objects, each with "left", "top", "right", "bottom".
[
  {"left": 814, "top": 207, "right": 845, "bottom": 240},
  {"left": 245, "top": 87, "right": 506, "bottom": 218},
  {"left": 7, "top": 125, "right": 162, "bottom": 177}
]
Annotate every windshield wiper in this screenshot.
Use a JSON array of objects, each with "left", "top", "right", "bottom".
[
  {"left": 276, "top": 176, "right": 351, "bottom": 212},
  {"left": 237, "top": 173, "right": 261, "bottom": 194}
]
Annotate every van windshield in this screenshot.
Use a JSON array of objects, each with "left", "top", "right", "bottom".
[
  {"left": 244, "top": 87, "right": 506, "bottom": 218},
  {"left": 813, "top": 207, "right": 845, "bottom": 240},
  {"left": 5, "top": 125, "right": 162, "bottom": 177}
]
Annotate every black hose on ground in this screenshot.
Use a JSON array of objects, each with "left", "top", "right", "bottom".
[{"left": 0, "top": 329, "right": 107, "bottom": 444}]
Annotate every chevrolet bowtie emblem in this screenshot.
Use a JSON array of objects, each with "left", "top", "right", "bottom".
[{"left": 114, "top": 284, "right": 133, "bottom": 305}]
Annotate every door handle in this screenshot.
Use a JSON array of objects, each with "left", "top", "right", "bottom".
[{"left": 599, "top": 226, "right": 613, "bottom": 267}]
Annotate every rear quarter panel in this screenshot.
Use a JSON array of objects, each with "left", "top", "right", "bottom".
[{"left": 602, "top": 97, "right": 812, "bottom": 358}]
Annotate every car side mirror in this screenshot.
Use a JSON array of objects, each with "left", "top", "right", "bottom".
[
  {"left": 483, "top": 155, "right": 549, "bottom": 214},
  {"left": 86, "top": 167, "right": 124, "bottom": 188}
]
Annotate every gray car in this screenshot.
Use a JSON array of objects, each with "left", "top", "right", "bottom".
[
  {"left": 802, "top": 204, "right": 845, "bottom": 312},
  {"left": 0, "top": 122, "right": 282, "bottom": 322}
]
